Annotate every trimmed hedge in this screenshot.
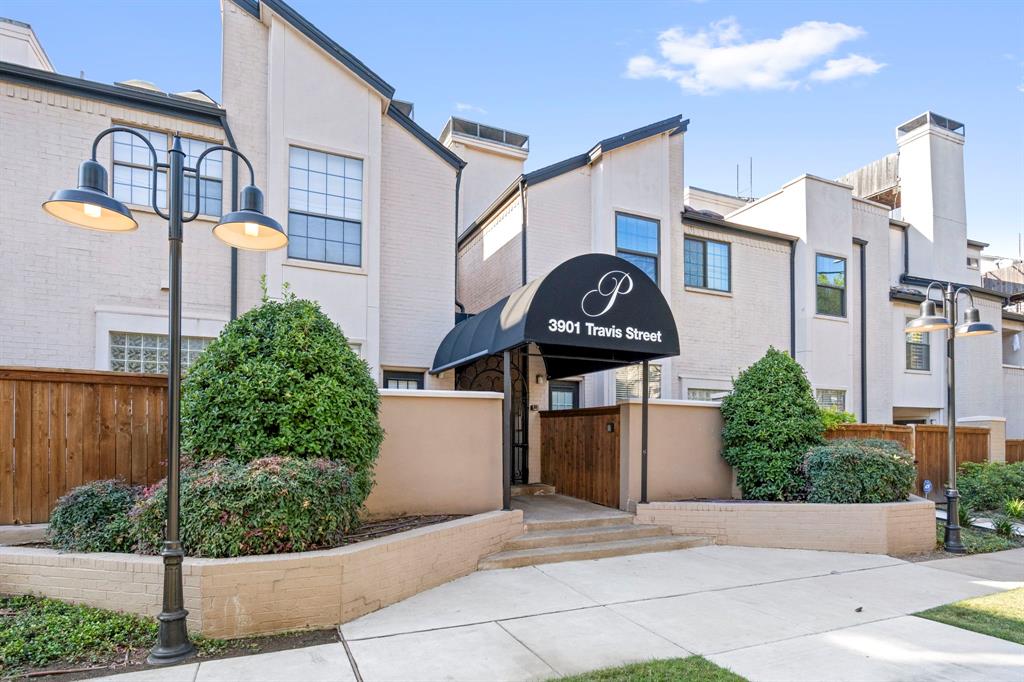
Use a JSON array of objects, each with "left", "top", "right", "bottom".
[
  {"left": 720, "top": 348, "right": 824, "bottom": 501},
  {"left": 47, "top": 480, "right": 139, "bottom": 553},
  {"left": 803, "top": 439, "right": 916, "bottom": 503},
  {"left": 181, "top": 292, "right": 383, "bottom": 502},
  {"left": 958, "top": 461, "right": 1024, "bottom": 513},
  {"left": 132, "top": 457, "right": 360, "bottom": 558}
]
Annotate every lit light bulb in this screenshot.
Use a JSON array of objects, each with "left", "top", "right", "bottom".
[
  {"left": 244, "top": 222, "right": 260, "bottom": 237},
  {"left": 84, "top": 204, "right": 102, "bottom": 219}
]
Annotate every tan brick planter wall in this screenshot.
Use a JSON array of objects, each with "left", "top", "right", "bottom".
[
  {"left": 635, "top": 496, "right": 935, "bottom": 555},
  {"left": 0, "top": 510, "right": 523, "bottom": 638}
]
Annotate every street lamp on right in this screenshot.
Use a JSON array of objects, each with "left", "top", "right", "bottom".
[{"left": 905, "top": 282, "right": 995, "bottom": 553}]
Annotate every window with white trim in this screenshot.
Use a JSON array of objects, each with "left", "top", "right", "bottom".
[
  {"left": 109, "top": 332, "right": 211, "bottom": 373},
  {"left": 687, "top": 387, "right": 730, "bottom": 402},
  {"left": 815, "top": 254, "right": 846, "bottom": 317},
  {"left": 615, "top": 364, "right": 661, "bottom": 401},
  {"left": 287, "top": 146, "right": 362, "bottom": 267},
  {"left": 905, "top": 316, "right": 930, "bottom": 371},
  {"left": 815, "top": 388, "right": 846, "bottom": 412},
  {"left": 111, "top": 127, "right": 222, "bottom": 216},
  {"left": 383, "top": 371, "right": 424, "bottom": 389}
]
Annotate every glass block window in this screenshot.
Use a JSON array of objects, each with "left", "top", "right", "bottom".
[
  {"left": 906, "top": 316, "right": 930, "bottom": 371},
  {"left": 684, "top": 237, "right": 730, "bottom": 291},
  {"left": 815, "top": 254, "right": 846, "bottom": 317},
  {"left": 687, "top": 387, "right": 729, "bottom": 402},
  {"left": 615, "top": 364, "right": 661, "bottom": 401},
  {"left": 288, "top": 146, "right": 363, "bottom": 266},
  {"left": 112, "top": 128, "right": 222, "bottom": 216},
  {"left": 615, "top": 213, "right": 658, "bottom": 282},
  {"left": 815, "top": 388, "right": 846, "bottom": 412},
  {"left": 109, "top": 332, "right": 211, "bottom": 374},
  {"left": 383, "top": 371, "right": 424, "bottom": 390}
]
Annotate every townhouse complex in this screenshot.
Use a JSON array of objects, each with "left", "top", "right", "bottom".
[{"left": 2, "top": 0, "right": 1022, "bottom": 485}]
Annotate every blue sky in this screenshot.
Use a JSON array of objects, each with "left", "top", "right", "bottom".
[{"left": 9, "top": 0, "right": 1023, "bottom": 257}]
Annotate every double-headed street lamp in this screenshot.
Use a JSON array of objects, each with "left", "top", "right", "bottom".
[
  {"left": 905, "top": 281, "right": 995, "bottom": 553},
  {"left": 43, "top": 127, "right": 287, "bottom": 665}
]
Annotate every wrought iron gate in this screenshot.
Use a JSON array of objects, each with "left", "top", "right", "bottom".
[{"left": 455, "top": 349, "right": 529, "bottom": 484}]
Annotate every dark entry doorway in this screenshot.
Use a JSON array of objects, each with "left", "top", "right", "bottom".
[{"left": 456, "top": 349, "right": 529, "bottom": 484}]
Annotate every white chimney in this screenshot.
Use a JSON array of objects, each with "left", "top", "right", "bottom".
[{"left": 0, "top": 18, "right": 54, "bottom": 72}]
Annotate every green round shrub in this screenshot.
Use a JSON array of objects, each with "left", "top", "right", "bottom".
[
  {"left": 820, "top": 408, "right": 857, "bottom": 432},
  {"left": 47, "top": 480, "right": 139, "bottom": 553},
  {"left": 803, "top": 439, "right": 916, "bottom": 503},
  {"left": 958, "top": 461, "right": 1024, "bottom": 513},
  {"left": 131, "top": 457, "right": 360, "bottom": 557},
  {"left": 720, "top": 347, "right": 824, "bottom": 501},
  {"left": 181, "top": 293, "right": 383, "bottom": 500}
]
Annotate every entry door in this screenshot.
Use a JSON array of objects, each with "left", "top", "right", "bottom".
[
  {"left": 455, "top": 351, "right": 530, "bottom": 485},
  {"left": 549, "top": 381, "right": 580, "bottom": 411}
]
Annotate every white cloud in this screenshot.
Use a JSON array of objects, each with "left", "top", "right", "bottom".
[
  {"left": 626, "top": 17, "right": 883, "bottom": 94},
  {"left": 810, "top": 53, "right": 885, "bottom": 81},
  {"left": 454, "top": 102, "right": 487, "bottom": 115}
]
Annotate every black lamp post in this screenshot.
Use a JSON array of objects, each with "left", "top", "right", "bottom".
[
  {"left": 905, "top": 281, "right": 995, "bottom": 553},
  {"left": 42, "top": 127, "right": 286, "bottom": 665}
]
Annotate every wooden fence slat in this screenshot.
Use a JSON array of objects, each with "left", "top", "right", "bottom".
[
  {"left": 147, "top": 387, "right": 162, "bottom": 484},
  {"left": 114, "top": 385, "right": 132, "bottom": 483},
  {"left": 131, "top": 387, "right": 148, "bottom": 485},
  {"left": 30, "top": 382, "right": 49, "bottom": 523},
  {"left": 65, "top": 384, "right": 84, "bottom": 491},
  {"left": 13, "top": 381, "right": 32, "bottom": 524},
  {"left": 98, "top": 385, "right": 116, "bottom": 479},
  {"left": 82, "top": 383, "right": 99, "bottom": 485},
  {"left": 48, "top": 383, "right": 66, "bottom": 510},
  {"left": 0, "top": 380, "right": 15, "bottom": 524},
  {"left": 1007, "top": 440, "right": 1024, "bottom": 464}
]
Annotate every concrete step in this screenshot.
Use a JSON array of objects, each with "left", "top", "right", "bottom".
[
  {"left": 525, "top": 513, "right": 635, "bottom": 533},
  {"left": 478, "top": 535, "right": 710, "bottom": 570},
  {"left": 505, "top": 524, "right": 671, "bottom": 550},
  {"left": 511, "top": 483, "right": 557, "bottom": 496}
]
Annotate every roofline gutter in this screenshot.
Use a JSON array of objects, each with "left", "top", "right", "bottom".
[
  {"left": 680, "top": 210, "right": 798, "bottom": 245},
  {"left": 899, "top": 274, "right": 1011, "bottom": 305}
]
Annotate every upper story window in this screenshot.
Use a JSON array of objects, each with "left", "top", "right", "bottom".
[
  {"left": 815, "top": 254, "right": 846, "bottom": 317},
  {"left": 287, "top": 146, "right": 363, "bottom": 267},
  {"left": 966, "top": 256, "right": 979, "bottom": 270},
  {"left": 905, "top": 316, "right": 930, "bottom": 371},
  {"left": 111, "top": 128, "right": 222, "bottom": 216},
  {"left": 684, "top": 237, "right": 730, "bottom": 292},
  {"left": 815, "top": 388, "right": 846, "bottom": 412},
  {"left": 615, "top": 213, "right": 658, "bottom": 283},
  {"left": 615, "top": 364, "right": 661, "bottom": 401},
  {"left": 383, "top": 370, "right": 424, "bottom": 390},
  {"left": 109, "top": 332, "right": 211, "bottom": 374}
]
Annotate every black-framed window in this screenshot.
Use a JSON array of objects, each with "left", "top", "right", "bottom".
[
  {"left": 684, "top": 237, "right": 730, "bottom": 291},
  {"left": 815, "top": 254, "right": 846, "bottom": 317},
  {"left": 549, "top": 381, "right": 580, "bottom": 411},
  {"left": 615, "top": 213, "right": 658, "bottom": 283},
  {"left": 383, "top": 370, "right": 424, "bottom": 390},
  {"left": 287, "top": 146, "right": 362, "bottom": 267},
  {"left": 906, "top": 316, "right": 930, "bottom": 371},
  {"left": 111, "top": 127, "right": 222, "bottom": 216}
]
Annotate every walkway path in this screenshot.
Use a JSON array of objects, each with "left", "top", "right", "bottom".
[{"left": 99, "top": 546, "right": 1024, "bottom": 682}]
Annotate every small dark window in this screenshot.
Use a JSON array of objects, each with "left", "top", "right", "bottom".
[
  {"left": 549, "top": 381, "right": 580, "bottom": 411},
  {"left": 815, "top": 254, "right": 846, "bottom": 317},
  {"left": 684, "top": 237, "right": 730, "bottom": 292},
  {"left": 384, "top": 370, "right": 424, "bottom": 390}
]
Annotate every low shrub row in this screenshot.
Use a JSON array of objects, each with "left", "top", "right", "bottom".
[
  {"left": 803, "top": 439, "right": 916, "bottom": 504},
  {"left": 48, "top": 457, "right": 361, "bottom": 558},
  {"left": 958, "top": 461, "right": 1024, "bottom": 513}
]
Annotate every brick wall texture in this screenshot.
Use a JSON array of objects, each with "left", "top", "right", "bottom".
[
  {"left": 0, "top": 510, "right": 524, "bottom": 638},
  {"left": 635, "top": 497, "right": 935, "bottom": 555}
]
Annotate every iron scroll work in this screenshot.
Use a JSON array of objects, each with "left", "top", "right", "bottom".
[
  {"left": 430, "top": 253, "right": 680, "bottom": 510},
  {"left": 431, "top": 253, "right": 679, "bottom": 380}
]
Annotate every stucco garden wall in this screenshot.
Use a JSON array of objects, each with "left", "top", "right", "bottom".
[
  {"left": 0, "top": 510, "right": 524, "bottom": 638},
  {"left": 635, "top": 496, "right": 935, "bottom": 555}
]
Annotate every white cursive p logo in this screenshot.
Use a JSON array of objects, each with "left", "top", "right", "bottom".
[{"left": 581, "top": 270, "right": 634, "bottom": 318}]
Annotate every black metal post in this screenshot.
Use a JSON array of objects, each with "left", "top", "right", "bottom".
[
  {"left": 148, "top": 136, "right": 196, "bottom": 665},
  {"left": 502, "top": 350, "right": 512, "bottom": 511},
  {"left": 640, "top": 360, "right": 649, "bottom": 505},
  {"left": 943, "top": 284, "right": 965, "bottom": 554}
]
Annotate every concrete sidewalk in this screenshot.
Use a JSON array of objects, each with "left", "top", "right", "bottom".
[{"left": 98, "top": 546, "right": 1024, "bottom": 682}]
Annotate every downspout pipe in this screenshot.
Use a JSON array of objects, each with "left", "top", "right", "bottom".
[
  {"left": 219, "top": 114, "right": 240, "bottom": 320},
  {"left": 454, "top": 168, "right": 465, "bottom": 315},
  {"left": 519, "top": 178, "right": 528, "bottom": 286},
  {"left": 854, "top": 238, "right": 868, "bottom": 422},
  {"left": 789, "top": 241, "right": 796, "bottom": 358}
]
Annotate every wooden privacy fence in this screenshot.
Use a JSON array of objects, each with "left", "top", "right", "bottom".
[
  {"left": 826, "top": 423, "right": 990, "bottom": 501},
  {"left": 540, "top": 406, "right": 620, "bottom": 509},
  {"left": 0, "top": 367, "right": 167, "bottom": 525},
  {"left": 1007, "top": 440, "right": 1024, "bottom": 464}
]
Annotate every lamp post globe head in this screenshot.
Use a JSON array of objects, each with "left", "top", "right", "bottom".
[
  {"left": 904, "top": 299, "right": 951, "bottom": 333},
  {"left": 955, "top": 306, "right": 996, "bottom": 337},
  {"left": 213, "top": 185, "right": 287, "bottom": 251},
  {"left": 42, "top": 159, "right": 137, "bottom": 232}
]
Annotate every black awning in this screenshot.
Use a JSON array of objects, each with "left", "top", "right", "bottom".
[{"left": 431, "top": 253, "right": 680, "bottom": 379}]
